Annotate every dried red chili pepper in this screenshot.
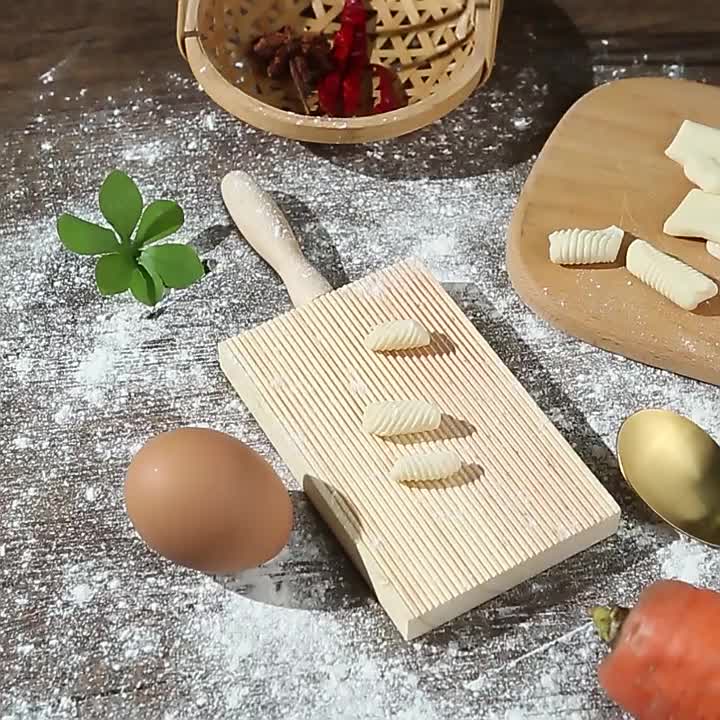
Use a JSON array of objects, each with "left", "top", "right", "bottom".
[
  {"left": 345, "top": 65, "right": 375, "bottom": 116},
  {"left": 372, "top": 64, "right": 407, "bottom": 113},
  {"left": 333, "top": 0, "right": 366, "bottom": 67},
  {"left": 317, "top": 0, "right": 408, "bottom": 117},
  {"left": 318, "top": 0, "right": 369, "bottom": 115},
  {"left": 318, "top": 71, "right": 343, "bottom": 116}
]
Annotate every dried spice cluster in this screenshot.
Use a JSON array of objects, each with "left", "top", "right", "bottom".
[
  {"left": 251, "top": 27, "right": 335, "bottom": 111},
  {"left": 250, "top": 0, "right": 407, "bottom": 117}
]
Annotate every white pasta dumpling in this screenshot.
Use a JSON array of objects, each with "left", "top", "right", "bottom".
[
  {"left": 548, "top": 225, "right": 624, "bottom": 265},
  {"left": 625, "top": 238, "right": 718, "bottom": 311},
  {"left": 707, "top": 241, "right": 720, "bottom": 260},
  {"left": 665, "top": 119, "right": 720, "bottom": 167},
  {"left": 390, "top": 450, "right": 463, "bottom": 484},
  {"left": 362, "top": 400, "right": 442, "bottom": 437},
  {"left": 364, "top": 319, "right": 431, "bottom": 352},
  {"left": 663, "top": 189, "right": 720, "bottom": 244},
  {"left": 683, "top": 155, "right": 720, "bottom": 195}
]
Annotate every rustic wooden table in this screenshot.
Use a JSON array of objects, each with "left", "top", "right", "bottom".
[{"left": 3, "top": 2, "right": 720, "bottom": 718}]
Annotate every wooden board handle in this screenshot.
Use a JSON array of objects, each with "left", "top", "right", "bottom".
[{"left": 221, "top": 171, "right": 333, "bottom": 308}]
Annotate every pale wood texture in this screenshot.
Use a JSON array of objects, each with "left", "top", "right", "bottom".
[
  {"left": 177, "top": 0, "right": 503, "bottom": 142},
  {"left": 219, "top": 259, "right": 621, "bottom": 639},
  {"left": 221, "top": 171, "right": 333, "bottom": 305},
  {"left": 507, "top": 77, "right": 720, "bottom": 387},
  {"left": 5, "top": 2, "right": 720, "bottom": 716}
]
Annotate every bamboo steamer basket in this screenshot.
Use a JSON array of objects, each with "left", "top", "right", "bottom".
[{"left": 177, "top": 0, "right": 504, "bottom": 143}]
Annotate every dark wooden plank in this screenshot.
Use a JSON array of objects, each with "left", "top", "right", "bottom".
[{"left": 555, "top": 0, "right": 720, "bottom": 36}]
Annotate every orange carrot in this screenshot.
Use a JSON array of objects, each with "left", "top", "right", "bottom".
[{"left": 592, "top": 579, "right": 720, "bottom": 720}]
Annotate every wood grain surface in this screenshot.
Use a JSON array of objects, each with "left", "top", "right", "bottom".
[
  {"left": 3, "top": 1, "right": 720, "bottom": 719},
  {"left": 221, "top": 259, "right": 620, "bottom": 639},
  {"left": 507, "top": 77, "right": 720, "bottom": 387}
]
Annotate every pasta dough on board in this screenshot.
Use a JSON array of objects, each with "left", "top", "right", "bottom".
[
  {"left": 683, "top": 155, "right": 720, "bottom": 195},
  {"left": 364, "top": 319, "right": 431, "bottom": 352},
  {"left": 665, "top": 119, "right": 720, "bottom": 166},
  {"left": 625, "top": 238, "right": 718, "bottom": 311},
  {"left": 548, "top": 225, "right": 624, "bottom": 265},
  {"left": 707, "top": 241, "right": 720, "bottom": 260},
  {"left": 705, "top": 240, "right": 720, "bottom": 260},
  {"left": 362, "top": 400, "right": 442, "bottom": 437},
  {"left": 663, "top": 189, "right": 720, "bottom": 244},
  {"left": 390, "top": 450, "right": 463, "bottom": 484}
]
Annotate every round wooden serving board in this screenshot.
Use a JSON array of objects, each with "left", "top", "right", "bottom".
[{"left": 507, "top": 77, "right": 720, "bottom": 386}]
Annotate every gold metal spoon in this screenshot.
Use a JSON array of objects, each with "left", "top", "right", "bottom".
[{"left": 617, "top": 408, "right": 720, "bottom": 547}]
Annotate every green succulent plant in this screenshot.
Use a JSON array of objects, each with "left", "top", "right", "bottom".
[{"left": 56, "top": 170, "right": 205, "bottom": 306}]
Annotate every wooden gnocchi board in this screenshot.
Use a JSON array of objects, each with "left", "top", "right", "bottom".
[
  {"left": 507, "top": 77, "right": 720, "bottom": 386},
  {"left": 219, "top": 259, "right": 620, "bottom": 640}
]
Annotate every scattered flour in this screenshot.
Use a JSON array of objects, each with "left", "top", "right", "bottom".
[
  {"left": 3, "top": 53, "right": 720, "bottom": 720},
  {"left": 202, "top": 112, "right": 217, "bottom": 131},
  {"left": 53, "top": 404, "right": 72, "bottom": 424},
  {"left": 658, "top": 535, "right": 717, "bottom": 586},
  {"left": 348, "top": 376, "right": 370, "bottom": 396},
  {"left": 122, "top": 139, "right": 172, "bottom": 165},
  {"left": 187, "top": 584, "right": 442, "bottom": 720},
  {"left": 13, "top": 357, "right": 32, "bottom": 381},
  {"left": 512, "top": 116, "right": 533, "bottom": 131},
  {"left": 67, "top": 583, "right": 95, "bottom": 605}
]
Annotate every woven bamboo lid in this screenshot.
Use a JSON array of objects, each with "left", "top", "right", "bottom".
[{"left": 177, "top": 0, "right": 503, "bottom": 143}]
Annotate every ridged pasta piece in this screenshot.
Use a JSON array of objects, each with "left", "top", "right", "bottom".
[
  {"left": 707, "top": 241, "right": 720, "bottom": 260},
  {"left": 548, "top": 225, "right": 624, "bottom": 265},
  {"left": 625, "top": 238, "right": 718, "bottom": 311},
  {"left": 390, "top": 450, "right": 463, "bottom": 484},
  {"left": 364, "top": 319, "right": 431, "bottom": 352},
  {"left": 362, "top": 400, "right": 442, "bottom": 437}
]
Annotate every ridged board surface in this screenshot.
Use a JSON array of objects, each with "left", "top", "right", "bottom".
[{"left": 219, "top": 259, "right": 621, "bottom": 639}]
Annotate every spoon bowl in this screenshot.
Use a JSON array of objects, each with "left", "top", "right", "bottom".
[{"left": 617, "top": 408, "right": 720, "bottom": 547}]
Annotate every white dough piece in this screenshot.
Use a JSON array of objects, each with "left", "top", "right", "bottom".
[
  {"left": 707, "top": 241, "right": 720, "bottom": 260},
  {"left": 362, "top": 400, "right": 442, "bottom": 437},
  {"left": 683, "top": 155, "right": 720, "bottom": 194},
  {"left": 665, "top": 119, "right": 720, "bottom": 166},
  {"left": 364, "top": 319, "right": 431, "bottom": 352},
  {"left": 390, "top": 450, "right": 463, "bottom": 484},
  {"left": 625, "top": 238, "right": 718, "bottom": 311},
  {"left": 548, "top": 225, "right": 624, "bottom": 265},
  {"left": 663, "top": 189, "right": 720, "bottom": 244}
]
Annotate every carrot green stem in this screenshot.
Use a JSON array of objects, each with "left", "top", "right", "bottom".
[{"left": 591, "top": 605, "right": 631, "bottom": 646}]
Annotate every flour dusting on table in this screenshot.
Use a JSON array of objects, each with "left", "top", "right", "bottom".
[{"left": 2, "top": 43, "right": 720, "bottom": 720}]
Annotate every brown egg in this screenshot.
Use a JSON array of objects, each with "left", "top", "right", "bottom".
[{"left": 124, "top": 427, "right": 293, "bottom": 574}]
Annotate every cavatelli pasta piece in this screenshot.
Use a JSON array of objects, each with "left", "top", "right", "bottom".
[
  {"left": 663, "top": 189, "right": 720, "bottom": 244},
  {"left": 683, "top": 155, "right": 720, "bottom": 195},
  {"left": 626, "top": 238, "right": 718, "bottom": 311},
  {"left": 362, "top": 400, "right": 442, "bottom": 437},
  {"left": 548, "top": 225, "right": 624, "bottom": 265},
  {"left": 707, "top": 241, "right": 720, "bottom": 260},
  {"left": 665, "top": 119, "right": 720, "bottom": 166},
  {"left": 390, "top": 451, "right": 463, "bottom": 484},
  {"left": 364, "top": 319, "right": 431, "bottom": 352}
]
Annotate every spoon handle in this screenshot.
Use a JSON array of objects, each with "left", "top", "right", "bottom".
[{"left": 221, "top": 170, "right": 332, "bottom": 308}]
